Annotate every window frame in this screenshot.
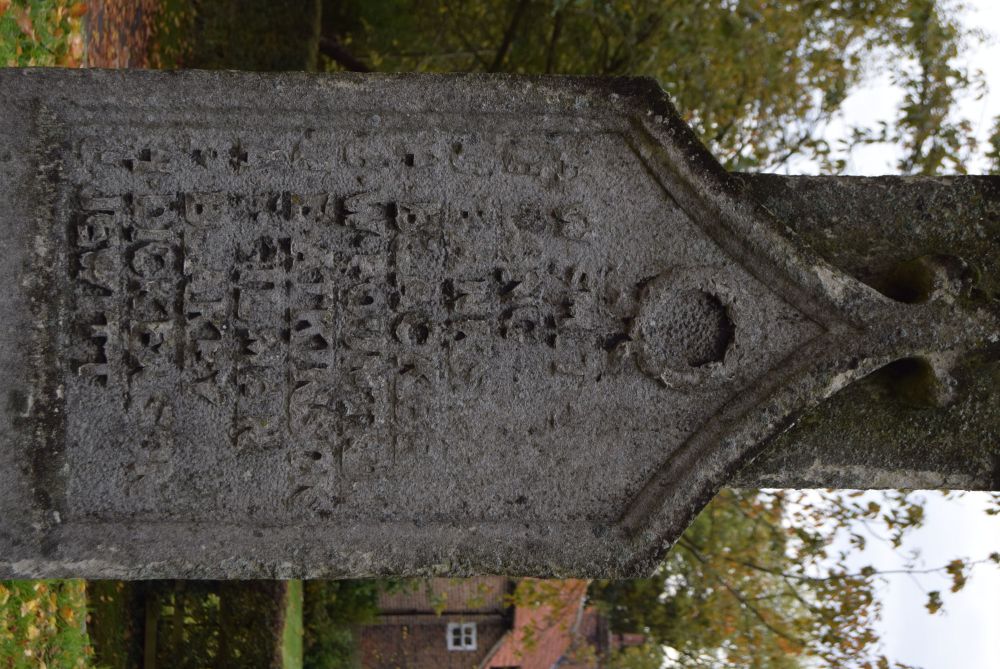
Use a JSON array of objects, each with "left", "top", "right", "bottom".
[{"left": 446, "top": 621, "right": 477, "bottom": 651}]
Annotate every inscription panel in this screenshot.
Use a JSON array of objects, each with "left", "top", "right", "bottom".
[
  {"left": 59, "top": 121, "right": 818, "bottom": 526},
  {"left": 6, "top": 71, "right": 994, "bottom": 580}
]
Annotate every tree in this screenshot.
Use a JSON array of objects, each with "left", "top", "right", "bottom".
[
  {"left": 304, "top": 580, "right": 386, "bottom": 669},
  {"left": 321, "top": 0, "right": 988, "bottom": 173},
  {"left": 848, "top": 0, "right": 984, "bottom": 175},
  {"left": 590, "top": 489, "right": 1000, "bottom": 668}
]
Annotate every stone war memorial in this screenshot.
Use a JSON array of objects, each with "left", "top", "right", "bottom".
[{"left": 0, "top": 69, "right": 997, "bottom": 579}]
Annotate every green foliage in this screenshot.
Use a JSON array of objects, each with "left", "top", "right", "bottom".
[
  {"left": 177, "top": 0, "right": 322, "bottom": 71},
  {"left": 326, "top": 0, "right": 986, "bottom": 174},
  {"left": 0, "top": 0, "right": 85, "bottom": 67},
  {"left": 149, "top": 0, "right": 196, "bottom": 69},
  {"left": 303, "top": 580, "right": 384, "bottom": 669},
  {"left": 849, "top": 0, "right": 983, "bottom": 174},
  {"left": 893, "top": 0, "right": 977, "bottom": 174},
  {"left": 150, "top": 584, "right": 224, "bottom": 668},
  {"left": 987, "top": 116, "right": 1000, "bottom": 175},
  {"left": 606, "top": 642, "right": 667, "bottom": 669},
  {"left": 88, "top": 581, "right": 299, "bottom": 668},
  {"left": 88, "top": 581, "right": 287, "bottom": 669},
  {"left": 148, "top": 0, "right": 322, "bottom": 70},
  {"left": 86, "top": 581, "right": 143, "bottom": 669},
  {"left": 0, "top": 580, "right": 93, "bottom": 668},
  {"left": 215, "top": 581, "right": 289, "bottom": 668}
]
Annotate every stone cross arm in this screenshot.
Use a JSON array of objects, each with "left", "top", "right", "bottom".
[{"left": 0, "top": 70, "right": 997, "bottom": 579}]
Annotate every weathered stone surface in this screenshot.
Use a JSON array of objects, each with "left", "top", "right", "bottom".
[
  {"left": 733, "top": 175, "right": 1000, "bottom": 491},
  {"left": 0, "top": 69, "right": 996, "bottom": 578}
]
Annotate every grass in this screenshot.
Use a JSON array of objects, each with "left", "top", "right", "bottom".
[
  {"left": 0, "top": 580, "right": 93, "bottom": 668},
  {"left": 282, "top": 580, "right": 304, "bottom": 669},
  {"left": 0, "top": 0, "right": 86, "bottom": 67}
]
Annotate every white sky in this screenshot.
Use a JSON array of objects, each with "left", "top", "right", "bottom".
[
  {"left": 831, "top": 492, "right": 1000, "bottom": 669},
  {"left": 801, "top": 2, "right": 1000, "bottom": 667}
]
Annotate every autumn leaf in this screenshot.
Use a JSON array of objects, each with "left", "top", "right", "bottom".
[
  {"left": 69, "top": 2, "right": 88, "bottom": 19},
  {"left": 945, "top": 559, "right": 967, "bottom": 592},
  {"left": 69, "top": 33, "right": 84, "bottom": 60},
  {"left": 924, "top": 590, "right": 943, "bottom": 615},
  {"left": 13, "top": 6, "right": 35, "bottom": 39},
  {"left": 20, "top": 598, "right": 39, "bottom": 616}
]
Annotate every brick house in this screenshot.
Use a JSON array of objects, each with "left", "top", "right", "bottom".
[{"left": 358, "top": 577, "right": 643, "bottom": 669}]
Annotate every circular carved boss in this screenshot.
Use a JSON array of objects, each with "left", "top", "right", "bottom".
[{"left": 631, "top": 268, "right": 739, "bottom": 388}]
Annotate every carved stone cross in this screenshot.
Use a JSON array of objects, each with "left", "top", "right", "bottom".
[{"left": 1, "top": 70, "right": 997, "bottom": 578}]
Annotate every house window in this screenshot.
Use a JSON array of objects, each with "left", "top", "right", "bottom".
[{"left": 446, "top": 622, "right": 477, "bottom": 651}]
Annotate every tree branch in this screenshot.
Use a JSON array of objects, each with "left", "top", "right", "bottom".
[
  {"left": 319, "top": 36, "right": 370, "bottom": 72},
  {"left": 490, "top": 0, "right": 531, "bottom": 72},
  {"left": 445, "top": 9, "right": 492, "bottom": 70},
  {"left": 544, "top": 8, "right": 564, "bottom": 74},
  {"left": 711, "top": 549, "right": 994, "bottom": 585},
  {"left": 676, "top": 538, "right": 806, "bottom": 648}
]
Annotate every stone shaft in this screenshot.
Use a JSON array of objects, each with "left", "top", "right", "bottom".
[{"left": 734, "top": 175, "right": 1000, "bottom": 491}]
